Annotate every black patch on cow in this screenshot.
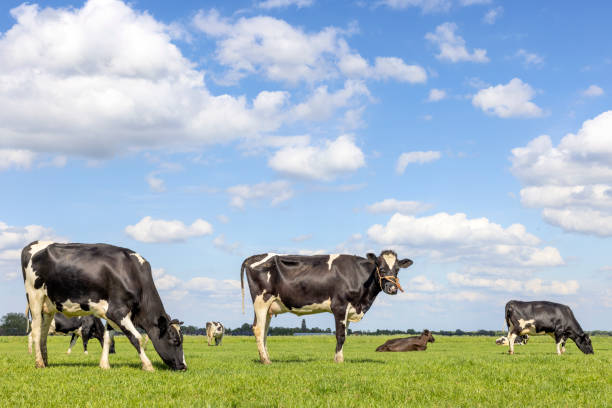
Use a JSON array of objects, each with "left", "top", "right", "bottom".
[{"left": 80, "top": 303, "right": 90, "bottom": 311}]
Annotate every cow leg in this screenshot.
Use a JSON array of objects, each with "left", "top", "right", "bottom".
[
  {"left": 554, "top": 333, "right": 564, "bottom": 355},
  {"left": 82, "top": 333, "right": 89, "bottom": 354},
  {"left": 207, "top": 335, "right": 212, "bottom": 346},
  {"left": 113, "top": 312, "right": 154, "bottom": 371},
  {"left": 28, "top": 293, "right": 46, "bottom": 367},
  {"left": 333, "top": 308, "right": 348, "bottom": 363},
  {"left": 28, "top": 332, "right": 33, "bottom": 354},
  {"left": 67, "top": 333, "right": 79, "bottom": 354},
  {"left": 507, "top": 328, "right": 517, "bottom": 355},
  {"left": 40, "top": 312, "right": 54, "bottom": 367},
  {"left": 100, "top": 322, "right": 117, "bottom": 369},
  {"left": 109, "top": 330, "right": 116, "bottom": 354},
  {"left": 263, "top": 313, "right": 271, "bottom": 355},
  {"left": 561, "top": 339, "right": 566, "bottom": 354},
  {"left": 252, "top": 295, "right": 272, "bottom": 364}
]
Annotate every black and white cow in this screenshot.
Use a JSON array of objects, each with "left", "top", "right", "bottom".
[
  {"left": 241, "top": 250, "right": 413, "bottom": 364},
  {"left": 27, "top": 311, "right": 115, "bottom": 355},
  {"left": 505, "top": 300, "right": 593, "bottom": 355},
  {"left": 22, "top": 241, "right": 186, "bottom": 371},
  {"left": 206, "top": 321, "right": 224, "bottom": 346},
  {"left": 495, "top": 334, "right": 529, "bottom": 346}
]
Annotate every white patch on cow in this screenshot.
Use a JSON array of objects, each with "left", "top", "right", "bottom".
[
  {"left": 345, "top": 303, "right": 364, "bottom": 323},
  {"left": 253, "top": 290, "right": 275, "bottom": 364},
  {"left": 250, "top": 253, "right": 279, "bottom": 269},
  {"left": 556, "top": 340, "right": 563, "bottom": 355},
  {"left": 88, "top": 300, "right": 109, "bottom": 318},
  {"left": 60, "top": 299, "right": 83, "bottom": 315},
  {"left": 334, "top": 346, "right": 344, "bottom": 363},
  {"left": 100, "top": 327, "right": 112, "bottom": 369},
  {"left": 517, "top": 318, "right": 536, "bottom": 335},
  {"left": 328, "top": 254, "right": 340, "bottom": 270},
  {"left": 130, "top": 252, "right": 146, "bottom": 265},
  {"left": 267, "top": 272, "right": 271, "bottom": 283},
  {"left": 120, "top": 312, "right": 154, "bottom": 371},
  {"left": 496, "top": 336, "right": 509, "bottom": 345},
  {"left": 382, "top": 253, "right": 397, "bottom": 269}
]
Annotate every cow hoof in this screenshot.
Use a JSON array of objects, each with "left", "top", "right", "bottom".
[
  {"left": 261, "top": 359, "right": 271, "bottom": 365},
  {"left": 142, "top": 364, "right": 155, "bottom": 372},
  {"left": 100, "top": 362, "right": 110, "bottom": 370},
  {"left": 35, "top": 361, "right": 46, "bottom": 368},
  {"left": 508, "top": 351, "right": 514, "bottom": 355},
  {"left": 84, "top": 351, "right": 88, "bottom": 355},
  {"left": 66, "top": 351, "right": 71, "bottom": 355}
]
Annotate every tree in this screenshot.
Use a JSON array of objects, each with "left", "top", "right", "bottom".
[
  {"left": 0, "top": 313, "right": 28, "bottom": 335},
  {"left": 301, "top": 319, "right": 307, "bottom": 331}
]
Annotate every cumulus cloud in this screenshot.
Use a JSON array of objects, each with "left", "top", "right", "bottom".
[
  {"left": 396, "top": 151, "right": 441, "bottom": 174},
  {"left": 0, "top": 149, "right": 35, "bottom": 170},
  {"left": 269, "top": 135, "right": 365, "bottom": 181},
  {"left": 0, "top": 221, "right": 61, "bottom": 279},
  {"left": 0, "top": 0, "right": 293, "bottom": 158},
  {"left": 227, "top": 180, "right": 294, "bottom": 209},
  {"left": 472, "top": 78, "right": 543, "bottom": 118},
  {"left": 582, "top": 85, "right": 604, "bottom": 97},
  {"left": 482, "top": 6, "right": 503, "bottom": 24},
  {"left": 258, "top": 0, "right": 314, "bottom": 9},
  {"left": 367, "top": 212, "right": 564, "bottom": 268},
  {"left": 125, "top": 216, "right": 213, "bottom": 243},
  {"left": 366, "top": 199, "right": 432, "bottom": 214},
  {"left": 290, "top": 80, "right": 370, "bottom": 122},
  {"left": 448, "top": 272, "right": 579, "bottom": 295},
  {"left": 427, "top": 89, "right": 447, "bottom": 102},
  {"left": 511, "top": 111, "right": 612, "bottom": 236},
  {"left": 378, "top": 0, "right": 452, "bottom": 13},
  {"left": 153, "top": 267, "right": 241, "bottom": 299},
  {"left": 194, "top": 9, "right": 426, "bottom": 85},
  {"left": 425, "top": 22, "right": 489, "bottom": 63}
]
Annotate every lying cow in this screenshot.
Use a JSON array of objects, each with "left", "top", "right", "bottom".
[
  {"left": 206, "top": 322, "right": 224, "bottom": 346},
  {"left": 241, "top": 250, "right": 413, "bottom": 364},
  {"left": 376, "top": 329, "right": 435, "bottom": 352},
  {"left": 27, "top": 310, "right": 115, "bottom": 355},
  {"left": 495, "top": 334, "right": 529, "bottom": 346},
  {"left": 22, "top": 241, "right": 186, "bottom": 370},
  {"left": 505, "top": 300, "right": 593, "bottom": 355}
]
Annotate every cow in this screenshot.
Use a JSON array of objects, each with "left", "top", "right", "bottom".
[
  {"left": 22, "top": 241, "right": 187, "bottom": 371},
  {"left": 375, "top": 329, "right": 435, "bottom": 352},
  {"left": 241, "top": 250, "right": 413, "bottom": 364},
  {"left": 206, "top": 321, "right": 224, "bottom": 346},
  {"left": 495, "top": 334, "right": 529, "bottom": 346},
  {"left": 27, "top": 309, "right": 116, "bottom": 355},
  {"left": 505, "top": 300, "right": 593, "bottom": 355}
]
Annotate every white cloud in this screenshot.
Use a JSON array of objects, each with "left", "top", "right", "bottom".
[
  {"left": 511, "top": 111, "right": 612, "bottom": 236},
  {"left": 396, "top": 151, "right": 441, "bottom": 174},
  {"left": 0, "top": 149, "right": 35, "bottom": 170},
  {"left": 227, "top": 180, "right": 294, "bottom": 209},
  {"left": 367, "top": 199, "right": 432, "bottom": 214},
  {"left": 0, "top": 221, "right": 61, "bottom": 279},
  {"left": 0, "top": 0, "right": 295, "bottom": 158},
  {"left": 257, "top": 0, "right": 314, "bottom": 9},
  {"left": 378, "top": 0, "right": 452, "bottom": 13},
  {"left": 290, "top": 80, "right": 370, "bottom": 122},
  {"left": 269, "top": 135, "right": 365, "bottom": 181},
  {"left": 472, "top": 78, "right": 543, "bottom": 118},
  {"left": 213, "top": 234, "right": 241, "bottom": 254},
  {"left": 146, "top": 173, "right": 166, "bottom": 193},
  {"left": 482, "top": 6, "right": 502, "bottom": 24},
  {"left": 427, "top": 88, "right": 447, "bottom": 102},
  {"left": 458, "top": 0, "right": 491, "bottom": 5},
  {"left": 194, "top": 9, "right": 425, "bottom": 85},
  {"left": 582, "top": 85, "right": 604, "bottom": 97},
  {"left": 367, "top": 212, "right": 564, "bottom": 268},
  {"left": 425, "top": 22, "right": 489, "bottom": 63},
  {"left": 125, "top": 216, "right": 213, "bottom": 243},
  {"left": 515, "top": 49, "right": 544, "bottom": 67},
  {"left": 448, "top": 272, "right": 579, "bottom": 295}
]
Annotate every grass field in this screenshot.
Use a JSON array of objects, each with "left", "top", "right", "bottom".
[{"left": 0, "top": 334, "right": 610, "bottom": 407}]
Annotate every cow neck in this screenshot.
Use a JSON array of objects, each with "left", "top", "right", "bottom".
[
  {"left": 134, "top": 286, "right": 167, "bottom": 330},
  {"left": 360, "top": 265, "right": 383, "bottom": 308}
]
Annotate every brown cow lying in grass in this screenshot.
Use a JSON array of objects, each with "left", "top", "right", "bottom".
[{"left": 375, "top": 330, "right": 435, "bottom": 352}]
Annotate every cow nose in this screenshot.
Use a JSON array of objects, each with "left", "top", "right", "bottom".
[{"left": 389, "top": 286, "right": 397, "bottom": 294}]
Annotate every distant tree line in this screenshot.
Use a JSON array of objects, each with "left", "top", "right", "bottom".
[{"left": 2, "top": 312, "right": 611, "bottom": 336}]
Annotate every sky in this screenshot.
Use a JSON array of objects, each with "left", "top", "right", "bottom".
[{"left": 1, "top": 0, "right": 611, "bottom": 332}]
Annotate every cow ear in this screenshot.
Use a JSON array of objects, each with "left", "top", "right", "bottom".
[
  {"left": 158, "top": 315, "right": 168, "bottom": 336},
  {"left": 398, "top": 258, "right": 413, "bottom": 268},
  {"left": 366, "top": 253, "right": 378, "bottom": 264}
]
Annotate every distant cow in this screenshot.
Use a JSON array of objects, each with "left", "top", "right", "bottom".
[
  {"left": 206, "top": 322, "right": 224, "bottom": 346},
  {"left": 376, "top": 330, "right": 435, "bottom": 352},
  {"left": 22, "top": 241, "right": 186, "bottom": 370},
  {"left": 241, "top": 250, "right": 413, "bottom": 363},
  {"left": 495, "top": 334, "right": 529, "bottom": 346},
  {"left": 27, "top": 310, "right": 115, "bottom": 355},
  {"left": 505, "top": 300, "right": 593, "bottom": 355}
]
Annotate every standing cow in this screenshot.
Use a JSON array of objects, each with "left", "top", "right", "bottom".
[
  {"left": 22, "top": 241, "right": 186, "bottom": 371},
  {"left": 206, "top": 321, "right": 224, "bottom": 346},
  {"left": 505, "top": 300, "right": 593, "bottom": 355},
  {"left": 241, "top": 250, "right": 413, "bottom": 364}
]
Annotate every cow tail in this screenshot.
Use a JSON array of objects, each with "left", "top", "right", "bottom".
[
  {"left": 25, "top": 302, "right": 30, "bottom": 334},
  {"left": 241, "top": 259, "right": 247, "bottom": 315}
]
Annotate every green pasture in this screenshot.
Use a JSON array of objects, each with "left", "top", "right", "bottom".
[{"left": 0, "top": 335, "right": 610, "bottom": 407}]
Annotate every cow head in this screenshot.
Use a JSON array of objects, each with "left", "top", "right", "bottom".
[
  {"left": 150, "top": 315, "right": 187, "bottom": 370},
  {"left": 575, "top": 333, "right": 594, "bottom": 354},
  {"left": 367, "top": 250, "right": 413, "bottom": 295},
  {"left": 423, "top": 329, "right": 435, "bottom": 343}
]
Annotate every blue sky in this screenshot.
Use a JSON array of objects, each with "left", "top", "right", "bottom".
[{"left": 1, "top": 0, "right": 611, "bottom": 331}]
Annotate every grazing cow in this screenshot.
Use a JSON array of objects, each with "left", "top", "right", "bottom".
[
  {"left": 22, "top": 241, "right": 186, "bottom": 371},
  {"left": 241, "top": 250, "right": 413, "bottom": 364},
  {"left": 505, "top": 300, "right": 593, "bottom": 355},
  {"left": 27, "top": 310, "right": 115, "bottom": 355},
  {"left": 495, "top": 334, "right": 529, "bottom": 346},
  {"left": 375, "top": 330, "right": 435, "bottom": 352},
  {"left": 206, "top": 322, "right": 224, "bottom": 346}
]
